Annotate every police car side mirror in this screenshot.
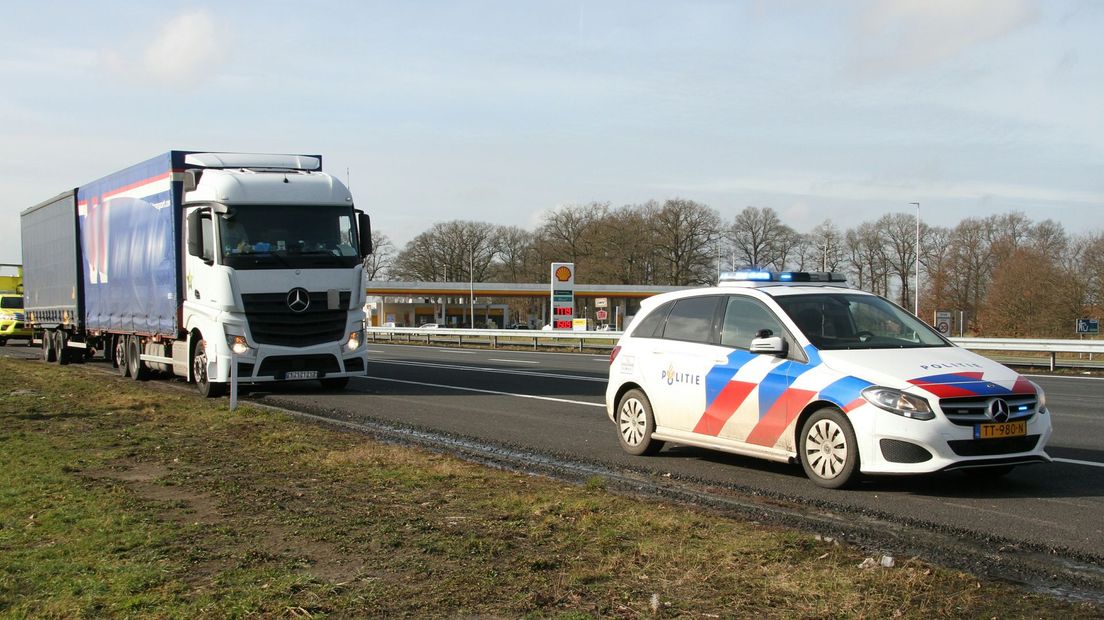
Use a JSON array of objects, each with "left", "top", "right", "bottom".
[{"left": 750, "top": 332, "right": 787, "bottom": 357}]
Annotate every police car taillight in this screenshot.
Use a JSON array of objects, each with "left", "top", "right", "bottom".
[{"left": 609, "top": 345, "right": 621, "bottom": 365}]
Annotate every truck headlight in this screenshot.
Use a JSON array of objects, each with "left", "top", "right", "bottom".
[
  {"left": 226, "top": 335, "right": 250, "bottom": 355},
  {"left": 861, "top": 387, "right": 935, "bottom": 421},
  {"left": 346, "top": 331, "right": 361, "bottom": 351}
]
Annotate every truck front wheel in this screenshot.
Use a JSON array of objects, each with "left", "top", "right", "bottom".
[{"left": 193, "top": 339, "right": 226, "bottom": 398}]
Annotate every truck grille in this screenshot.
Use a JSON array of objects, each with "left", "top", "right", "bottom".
[
  {"left": 242, "top": 291, "right": 350, "bottom": 347},
  {"left": 939, "top": 394, "right": 1037, "bottom": 426}
]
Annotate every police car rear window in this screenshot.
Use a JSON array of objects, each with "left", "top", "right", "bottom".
[
  {"left": 661, "top": 296, "right": 720, "bottom": 344},
  {"left": 629, "top": 301, "right": 672, "bottom": 339}
]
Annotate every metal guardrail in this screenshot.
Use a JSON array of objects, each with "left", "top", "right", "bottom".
[
  {"left": 366, "top": 327, "right": 621, "bottom": 351},
  {"left": 366, "top": 328, "right": 1103, "bottom": 369},
  {"left": 949, "top": 338, "right": 1104, "bottom": 370}
]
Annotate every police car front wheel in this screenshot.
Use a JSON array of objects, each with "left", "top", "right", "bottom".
[
  {"left": 617, "top": 389, "right": 664, "bottom": 456},
  {"left": 799, "top": 408, "right": 860, "bottom": 489}
]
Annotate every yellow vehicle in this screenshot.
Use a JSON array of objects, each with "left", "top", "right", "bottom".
[{"left": 0, "top": 264, "right": 31, "bottom": 346}]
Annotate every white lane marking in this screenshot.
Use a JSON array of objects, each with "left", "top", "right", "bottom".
[
  {"left": 592, "top": 358, "right": 610, "bottom": 362},
  {"left": 368, "top": 358, "right": 607, "bottom": 383},
  {"left": 356, "top": 375, "right": 606, "bottom": 408},
  {"left": 1053, "top": 457, "right": 1104, "bottom": 468},
  {"left": 488, "top": 358, "right": 540, "bottom": 364},
  {"left": 440, "top": 349, "right": 477, "bottom": 354},
  {"left": 364, "top": 350, "right": 386, "bottom": 354}
]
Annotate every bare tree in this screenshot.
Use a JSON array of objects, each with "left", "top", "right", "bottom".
[
  {"left": 648, "top": 199, "right": 723, "bottom": 286},
  {"left": 729, "top": 206, "right": 794, "bottom": 268},
  {"left": 807, "top": 220, "right": 844, "bottom": 272},
  {"left": 394, "top": 220, "right": 498, "bottom": 282},
  {"left": 363, "top": 230, "right": 395, "bottom": 281}
]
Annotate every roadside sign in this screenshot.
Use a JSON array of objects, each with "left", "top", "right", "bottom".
[
  {"left": 1075, "top": 318, "right": 1099, "bottom": 334},
  {"left": 596, "top": 309, "right": 608, "bottom": 321},
  {"left": 934, "top": 311, "right": 952, "bottom": 336},
  {"left": 595, "top": 298, "right": 608, "bottom": 308},
  {"left": 550, "top": 263, "right": 575, "bottom": 330}
]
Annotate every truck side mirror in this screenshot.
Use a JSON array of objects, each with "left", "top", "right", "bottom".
[
  {"left": 357, "top": 212, "right": 373, "bottom": 258},
  {"left": 186, "top": 210, "right": 214, "bottom": 263}
]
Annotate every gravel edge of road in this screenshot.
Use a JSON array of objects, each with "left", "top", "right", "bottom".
[{"left": 252, "top": 392, "right": 1104, "bottom": 605}]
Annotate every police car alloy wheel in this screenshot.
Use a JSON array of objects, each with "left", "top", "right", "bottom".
[
  {"left": 617, "top": 389, "right": 664, "bottom": 456},
  {"left": 800, "top": 408, "right": 860, "bottom": 489}
]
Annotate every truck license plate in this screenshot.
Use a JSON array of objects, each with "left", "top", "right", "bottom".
[
  {"left": 974, "top": 420, "right": 1026, "bottom": 440},
  {"left": 285, "top": 370, "right": 318, "bottom": 380}
]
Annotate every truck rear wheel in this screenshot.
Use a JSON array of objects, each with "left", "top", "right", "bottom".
[
  {"left": 193, "top": 339, "right": 226, "bottom": 398},
  {"left": 127, "top": 336, "right": 149, "bottom": 381},
  {"left": 41, "top": 330, "right": 56, "bottom": 363},
  {"left": 54, "top": 331, "right": 69, "bottom": 366}
]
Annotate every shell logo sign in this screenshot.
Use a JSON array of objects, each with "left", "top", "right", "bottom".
[
  {"left": 555, "top": 265, "right": 573, "bottom": 282},
  {"left": 550, "top": 262, "right": 576, "bottom": 330}
]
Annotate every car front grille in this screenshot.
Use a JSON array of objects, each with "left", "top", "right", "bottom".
[
  {"left": 939, "top": 394, "right": 1037, "bottom": 426},
  {"left": 242, "top": 291, "right": 350, "bottom": 347}
]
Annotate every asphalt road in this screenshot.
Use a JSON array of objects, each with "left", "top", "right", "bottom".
[
  {"left": 4, "top": 339, "right": 1103, "bottom": 577},
  {"left": 231, "top": 342, "right": 1104, "bottom": 563}
]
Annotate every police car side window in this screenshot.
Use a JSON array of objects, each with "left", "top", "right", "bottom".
[
  {"left": 629, "top": 301, "right": 673, "bottom": 339},
  {"left": 720, "top": 296, "right": 785, "bottom": 350},
  {"left": 661, "top": 296, "right": 720, "bottom": 344}
]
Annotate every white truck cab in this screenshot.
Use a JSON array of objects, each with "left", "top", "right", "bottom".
[
  {"left": 606, "top": 270, "right": 1052, "bottom": 488},
  {"left": 179, "top": 153, "right": 371, "bottom": 396}
]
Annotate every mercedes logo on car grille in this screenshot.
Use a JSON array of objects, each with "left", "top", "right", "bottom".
[
  {"left": 986, "top": 398, "right": 1011, "bottom": 422},
  {"left": 286, "top": 287, "right": 311, "bottom": 313}
]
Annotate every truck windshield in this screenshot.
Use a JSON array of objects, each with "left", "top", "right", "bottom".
[
  {"left": 1, "top": 296, "right": 22, "bottom": 310},
  {"left": 218, "top": 205, "right": 360, "bottom": 270},
  {"left": 774, "top": 293, "right": 950, "bottom": 350}
]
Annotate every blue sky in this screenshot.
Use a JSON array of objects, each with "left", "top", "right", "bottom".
[{"left": 2, "top": 1, "right": 1102, "bottom": 264}]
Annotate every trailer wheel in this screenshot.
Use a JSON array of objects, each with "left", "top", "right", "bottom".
[
  {"left": 42, "top": 330, "right": 56, "bottom": 363},
  {"left": 127, "top": 336, "right": 149, "bottom": 381},
  {"left": 0, "top": 338, "right": 6, "bottom": 346},
  {"left": 193, "top": 339, "right": 225, "bottom": 398},
  {"left": 54, "top": 331, "right": 69, "bottom": 366},
  {"left": 114, "top": 336, "right": 129, "bottom": 377}
]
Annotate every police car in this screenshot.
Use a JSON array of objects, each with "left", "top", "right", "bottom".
[{"left": 606, "top": 270, "right": 1052, "bottom": 488}]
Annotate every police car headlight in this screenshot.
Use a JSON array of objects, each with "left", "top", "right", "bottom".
[
  {"left": 861, "top": 387, "right": 935, "bottom": 421},
  {"left": 1029, "top": 380, "right": 1048, "bottom": 414}
]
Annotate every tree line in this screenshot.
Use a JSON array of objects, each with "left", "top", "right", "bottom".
[{"left": 365, "top": 201, "right": 1102, "bottom": 338}]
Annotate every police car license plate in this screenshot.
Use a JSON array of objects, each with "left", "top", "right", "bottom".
[
  {"left": 974, "top": 420, "right": 1026, "bottom": 440},
  {"left": 285, "top": 370, "right": 318, "bottom": 380}
]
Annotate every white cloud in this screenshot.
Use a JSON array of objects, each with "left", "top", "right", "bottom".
[
  {"left": 849, "top": 0, "right": 1037, "bottom": 76},
  {"left": 100, "top": 9, "right": 225, "bottom": 87}
]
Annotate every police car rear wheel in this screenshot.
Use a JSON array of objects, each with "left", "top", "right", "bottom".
[
  {"left": 800, "top": 408, "right": 859, "bottom": 489},
  {"left": 617, "top": 389, "right": 664, "bottom": 456}
]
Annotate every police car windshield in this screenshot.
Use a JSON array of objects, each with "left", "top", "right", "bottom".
[{"left": 775, "top": 293, "right": 949, "bottom": 350}]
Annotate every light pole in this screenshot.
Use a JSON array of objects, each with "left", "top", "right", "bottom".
[
  {"left": 909, "top": 201, "right": 920, "bottom": 316},
  {"left": 469, "top": 244, "right": 475, "bottom": 329}
]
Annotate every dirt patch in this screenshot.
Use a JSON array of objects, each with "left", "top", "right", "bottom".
[{"left": 84, "top": 460, "right": 362, "bottom": 583}]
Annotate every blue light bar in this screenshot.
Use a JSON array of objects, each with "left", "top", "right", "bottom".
[
  {"left": 725, "top": 269, "right": 773, "bottom": 281},
  {"left": 719, "top": 270, "right": 848, "bottom": 285}
]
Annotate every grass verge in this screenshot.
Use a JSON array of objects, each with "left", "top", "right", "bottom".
[{"left": 0, "top": 357, "right": 1098, "bottom": 618}]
